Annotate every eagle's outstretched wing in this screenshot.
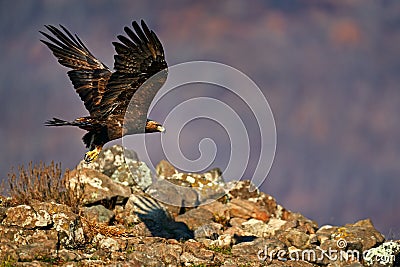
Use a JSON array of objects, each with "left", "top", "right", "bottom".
[
  {"left": 40, "top": 25, "right": 112, "bottom": 117},
  {"left": 97, "top": 20, "right": 168, "bottom": 118},
  {"left": 41, "top": 20, "right": 167, "bottom": 125}
]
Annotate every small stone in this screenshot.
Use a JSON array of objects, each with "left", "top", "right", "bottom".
[
  {"left": 284, "top": 212, "right": 318, "bottom": 234},
  {"left": 182, "top": 240, "right": 215, "bottom": 263},
  {"left": 242, "top": 218, "right": 288, "bottom": 238},
  {"left": 81, "top": 205, "right": 115, "bottom": 223},
  {"left": 156, "top": 159, "right": 178, "bottom": 179},
  {"left": 228, "top": 198, "right": 270, "bottom": 222},
  {"left": 175, "top": 208, "right": 214, "bottom": 231},
  {"left": 180, "top": 251, "right": 210, "bottom": 266},
  {"left": 277, "top": 228, "right": 310, "bottom": 249},
  {"left": 267, "top": 218, "right": 288, "bottom": 235},
  {"left": 57, "top": 249, "right": 80, "bottom": 262},
  {"left": 231, "top": 237, "right": 286, "bottom": 257},
  {"left": 229, "top": 217, "right": 247, "bottom": 227},
  {"left": 96, "top": 234, "right": 121, "bottom": 252},
  {"left": 210, "top": 234, "right": 233, "bottom": 248},
  {"left": 194, "top": 222, "right": 223, "bottom": 240},
  {"left": 126, "top": 250, "right": 164, "bottom": 266},
  {"left": 125, "top": 160, "right": 153, "bottom": 189},
  {"left": 202, "top": 200, "right": 230, "bottom": 225},
  {"left": 227, "top": 180, "right": 260, "bottom": 199},
  {"left": 242, "top": 218, "right": 270, "bottom": 237}
]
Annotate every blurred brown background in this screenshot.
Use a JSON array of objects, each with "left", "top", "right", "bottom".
[{"left": 0, "top": 0, "right": 399, "bottom": 237}]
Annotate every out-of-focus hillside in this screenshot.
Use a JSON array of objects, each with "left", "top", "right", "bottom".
[{"left": 0, "top": 1, "right": 399, "bottom": 236}]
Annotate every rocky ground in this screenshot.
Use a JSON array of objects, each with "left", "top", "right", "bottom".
[{"left": 0, "top": 145, "right": 399, "bottom": 267}]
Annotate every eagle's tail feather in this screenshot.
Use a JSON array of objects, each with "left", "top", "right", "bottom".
[
  {"left": 45, "top": 117, "right": 96, "bottom": 128},
  {"left": 45, "top": 117, "right": 71, "bottom": 126}
]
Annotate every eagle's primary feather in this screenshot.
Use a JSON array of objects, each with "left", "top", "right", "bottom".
[{"left": 42, "top": 20, "right": 167, "bottom": 162}]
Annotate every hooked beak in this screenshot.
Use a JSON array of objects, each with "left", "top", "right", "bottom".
[{"left": 157, "top": 125, "right": 166, "bottom": 133}]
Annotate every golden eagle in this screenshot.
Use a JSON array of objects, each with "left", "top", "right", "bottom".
[{"left": 41, "top": 20, "right": 167, "bottom": 162}]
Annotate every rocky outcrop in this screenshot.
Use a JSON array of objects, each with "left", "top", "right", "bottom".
[{"left": 0, "top": 145, "right": 399, "bottom": 266}]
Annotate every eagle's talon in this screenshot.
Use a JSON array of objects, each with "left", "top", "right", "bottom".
[{"left": 84, "top": 146, "right": 102, "bottom": 163}]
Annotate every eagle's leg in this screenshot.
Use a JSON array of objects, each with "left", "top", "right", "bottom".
[{"left": 84, "top": 145, "right": 103, "bottom": 163}]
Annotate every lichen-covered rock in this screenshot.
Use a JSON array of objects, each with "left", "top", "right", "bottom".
[
  {"left": 76, "top": 145, "right": 137, "bottom": 175},
  {"left": 175, "top": 207, "right": 214, "bottom": 230},
  {"left": 276, "top": 228, "right": 311, "bottom": 249},
  {"left": 3, "top": 205, "right": 46, "bottom": 229},
  {"left": 81, "top": 205, "right": 115, "bottom": 224},
  {"left": 282, "top": 211, "right": 318, "bottom": 234},
  {"left": 0, "top": 146, "right": 398, "bottom": 266},
  {"left": 154, "top": 160, "right": 226, "bottom": 206},
  {"left": 228, "top": 198, "right": 270, "bottom": 222},
  {"left": 227, "top": 180, "right": 260, "bottom": 199},
  {"left": 67, "top": 168, "right": 131, "bottom": 206},
  {"left": 364, "top": 241, "right": 400, "bottom": 267},
  {"left": 201, "top": 200, "right": 230, "bottom": 225},
  {"left": 76, "top": 145, "right": 154, "bottom": 191},
  {"left": 93, "top": 233, "right": 121, "bottom": 252},
  {"left": 194, "top": 222, "right": 223, "bottom": 240},
  {"left": 1, "top": 202, "right": 84, "bottom": 251},
  {"left": 316, "top": 219, "right": 385, "bottom": 253},
  {"left": 146, "top": 179, "right": 198, "bottom": 215},
  {"left": 242, "top": 218, "right": 289, "bottom": 238},
  {"left": 181, "top": 240, "right": 215, "bottom": 265}
]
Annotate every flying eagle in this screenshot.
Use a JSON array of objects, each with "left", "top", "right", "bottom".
[{"left": 41, "top": 20, "right": 167, "bottom": 162}]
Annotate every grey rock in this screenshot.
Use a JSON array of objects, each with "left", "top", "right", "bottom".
[
  {"left": 146, "top": 179, "right": 198, "bottom": 215},
  {"left": 175, "top": 207, "right": 214, "bottom": 231},
  {"left": 81, "top": 204, "right": 115, "bottom": 223},
  {"left": 228, "top": 198, "right": 269, "bottom": 222},
  {"left": 0, "top": 146, "right": 397, "bottom": 267},
  {"left": 277, "top": 228, "right": 310, "bottom": 249},
  {"left": 155, "top": 160, "right": 226, "bottom": 205},
  {"left": 241, "top": 218, "right": 287, "bottom": 238},
  {"left": 67, "top": 168, "right": 131, "bottom": 207},
  {"left": 76, "top": 145, "right": 138, "bottom": 176},
  {"left": 227, "top": 180, "right": 260, "bottom": 200},
  {"left": 232, "top": 237, "right": 285, "bottom": 256},
  {"left": 194, "top": 222, "right": 223, "bottom": 240},
  {"left": 317, "top": 219, "right": 385, "bottom": 252}
]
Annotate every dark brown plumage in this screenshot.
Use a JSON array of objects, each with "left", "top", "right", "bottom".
[{"left": 42, "top": 20, "right": 167, "bottom": 162}]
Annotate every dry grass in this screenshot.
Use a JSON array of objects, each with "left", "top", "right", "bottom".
[{"left": 1, "top": 161, "right": 84, "bottom": 212}]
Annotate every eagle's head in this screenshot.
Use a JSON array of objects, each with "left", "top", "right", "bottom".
[{"left": 145, "top": 119, "right": 165, "bottom": 133}]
